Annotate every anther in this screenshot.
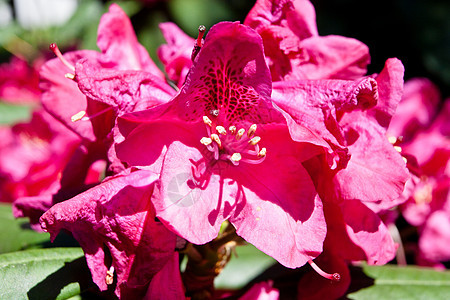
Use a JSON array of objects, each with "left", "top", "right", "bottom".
[
  {"left": 49, "top": 43, "right": 75, "bottom": 72},
  {"left": 258, "top": 148, "right": 267, "bottom": 157},
  {"left": 308, "top": 260, "right": 340, "bottom": 282},
  {"left": 105, "top": 266, "right": 115, "bottom": 285},
  {"left": 216, "top": 126, "right": 227, "bottom": 135},
  {"left": 388, "top": 136, "right": 397, "bottom": 144},
  {"left": 236, "top": 128, "right": 245, "bottom": 140},
  {"left": 249, "top": 136, "right": 261, "bottom": 145},
  {"left": 229, "top": 126, "right": 236, "bottom": 134},
  {"left": 65, "top": 73, "right": 75, "bottom": 80},
  {"left": 394, "top": 146, "right": 402, "bottom": 153},
  {"left": 200, "top": 137, "right": 212, "bottom": 146},
  {"left": 203, "top": 116, "right": 212, "bottom": 127},
  {"left": 71, "top": 111, "right": 87, "bottom": 122},
  {"left": 211, "top": 133, "right": 222, "bottom": 148},
  {"left": 230, "top": 153, "right": 242, "bottom": 162},
  {"left": 247, "top": 124, "right": 257, "bottom": 137}
]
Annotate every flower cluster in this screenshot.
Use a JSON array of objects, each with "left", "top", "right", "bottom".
[{"left": 4, "top": 0, "right": 440, "bottom": 299}]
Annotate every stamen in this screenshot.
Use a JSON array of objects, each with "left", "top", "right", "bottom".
[
  {"left": 105, "top": 266, "right": 115, "bottom": 285},
  {"left": 402, "top": 157, "right": 407, "bottom": 164},
  {"left": 230, "top": 153, "right": 242, "bottom": 162},
  {"left": 200, "top": 137, "right": 212, "bottom": 146},
  {"left": 49, "top": 43, "right": 75, "bottom": 72},
  {"left": 258, "top": 147, "right": 267, "bottom": 157},
  {"left": 249, "top": 136, "right": 261, "bottom": 145},
  {"left": 229, "top": 126, "right": 236, "bottom": 134},
  {"left": 197, "top": 25, "right": 206, "bottom": 47},
  {"left": 65, "top": 73, "right": 75, "bottom": 80},
  {"left": 308, "top": 260, "right": 340, "bottom": 282},
  {"left": 394, "top": 146, "right": 402, "bottom": 153},
  {"left": 247, "top": 124, "right": 257, "bottom": 137},
  {"left": 203, "top": 116, "right": 212, "bottom": 127},
  {"left": 71, "top": 111, "right": 86, "bottom": 122},
  {"left": 211, "top": 133, "right": 222, "bottom": 148},
  {"left": 216, "top": 126, "right": 227, "bottom": 135},
  {"left": 236, "top": 128, "right": 245, "bottom": 140},
  {"left": 388, "top": 136, "right": 397, "bottom": 144}
]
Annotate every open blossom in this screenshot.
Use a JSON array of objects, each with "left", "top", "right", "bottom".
[
  {"left": 13, "top": 4, "right": 175, "bottom": 226},
  {"left": 390, "top": 79, "right": 450, "bottom": 264},
  {"left": 0, "top": 56, "right": 42, "bottom": 104},
  {"left": 0, "top": 109, "right": 80, "bottom": 205},
  {"left": 117, "top": 21, "right": 329, "bottom": 269},
  {"left": 244, "top": 0, "right": 370, "bottom": 81},
  {"left": 271, "top": 57, "right": 408, "bottom": 268},
  {"left": 40, "top": 168, "right": 178, "bottom": 299}
]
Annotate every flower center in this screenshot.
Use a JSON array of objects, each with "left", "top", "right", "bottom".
[{"left": 200, "top": 115, "right": 266, "bottom": 166}]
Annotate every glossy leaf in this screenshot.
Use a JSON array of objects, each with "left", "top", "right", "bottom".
[
  {"left": 215, "top": 244, "right": 276, "bottom": 289},
  {"left": 0, "top": 204, "right": 49, "bottom": 253},
  {"left": 348, "top": 264, "right": 450, "bottom": 299},
  {"left": 0, "top": 247, "right": 93, "bottom": 300}
]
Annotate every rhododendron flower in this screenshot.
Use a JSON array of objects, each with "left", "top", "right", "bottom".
[
  {"left": 391, "top": 81, "right": 450, "bottom": 264},
  {"left": 117, "top": 21, "right": 329, "bottom": 269},
  {"left": 387, "top": 78, "right": 441, "bottom": 142},
  {"left": 244, "top": 0, "right": 370, "bottom": 81},
  {"left": 14, "top": 4, "right": 175, "bottom": 225},
  {"left": 40, "top": 168, "right": 178, "bottom": 299},
  {"left": 271, "top": 58, "right": 408, "bottom": 265},
  {"left": 0, "top": 56, "right": 42, "bottom": 104},
  {"left": 0, "top": 109, "right": 80, "bottom": 205},
  {"left": 157, "top": 22, "right": 195, "bottom": 87}
]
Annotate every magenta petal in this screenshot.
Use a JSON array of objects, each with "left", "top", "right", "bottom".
[
  {"left": 337, "top": 112, "right": 409, "bottom": 203},
  {"left": 368, "top": 58, "right": 405, "bottom": 128},
  {"left": 154, "top": 141, "right": 234, "bottom": 244},
  {"left": 388, "top": 78, "right": 441, "bottom": 141},
  {"left": 157, "top": 22, "right": 194, "bottom": 86},
  {"left": 292, "top": 35, "right": 370, "bottom": 80},
  {"left": 245, "top": 0, "right": 318, "bottom": 40},
  {"left": 144, "top": 252, "right": 185, "bottom": 300},
  {"left": 419, "top": 210, "right": 450, "bottom": 262},
  {"left": 341, "top": 200, "right": 397, "bottom": 265},
  {"left": 40, "top": 169, "right": 176, "bottom": 298},
  {"left": 40, "top": 50, "right": 101, "bottom": 141},
  {"left": 97, "top": 4, "right": 164, "bottom": 78},
  {"left": 240, "top": 281, "right": 279, "bottom": 300},
  {"left": 75, "top": 59, "right": 175, "bottom": 115}
]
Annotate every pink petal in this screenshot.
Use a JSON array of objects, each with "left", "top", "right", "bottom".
[
  {"left": 75, "top": 59, "right": 175, "bottom": 115},
  {"left": 97, "top": 4, "right": 164, "bottom": 79},
  {"left": 40, "top": 169, "right": 176, "bottom": 298},
  {"left": 40, "top": 50, "right": 100, "bottom": 141},
  {"left": 388, "top": 78, "right": 441, "bottom": 141},
  {"left": 144, "top": 252, "right": 185, "bottom": 300},
  {"left": 240, "top": 281, "right": 279, "bottom": 300},
  {"left": 157, "top": 22, "right": 194, "bottom": 86}
]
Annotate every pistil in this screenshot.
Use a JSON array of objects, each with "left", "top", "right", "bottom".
[{"left": 308, "top": 260, "right": 341, "bottom": 281}]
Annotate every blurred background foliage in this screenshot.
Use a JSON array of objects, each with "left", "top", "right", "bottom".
[{"left": 0, "top": 0, "right": 448, "bottom": 98}]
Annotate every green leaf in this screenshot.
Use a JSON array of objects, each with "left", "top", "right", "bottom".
[
  {"left": 0, "top": 102, "right": 33, "bottom": 124},
  {"left": 214, "top": 244, "right": 276, "bottom": 289},
  {"left": 348, "top": 264, "right": 450, "bottom": 300},
  {"left": 0, "top": 204, "right": 50, "bottom": 253},
  {"left": 0, "top": 247, "right": 92, "bottom": 300}
]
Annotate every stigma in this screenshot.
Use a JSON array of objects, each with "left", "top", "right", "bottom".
[{"left": 200, "top": 115, "right": 266, "bottom": 166}]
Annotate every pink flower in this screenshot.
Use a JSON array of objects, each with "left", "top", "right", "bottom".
[
  {"left": 157, "top": 22, "right": 195, "bottom": 87},
  {"left": 0, "top": 109, "right": 79, "bottom": 205},
  {"left": 0, "top": 56, "right": 42, "bottom": 104},
  {"left": 244, "top": 0, "right": 370, "bottom": 81},
  {"left": 387, "top": 78, "right": 441, "bottom": 142},
  {"left": 40, "top": 168, "right": 178, "bottom": 299},
  {"left": 395, "top": 92, "right": 450, "bottom": 264},
  {"left": 271, "top": 58, "right": 408, "bottom": 265},
  {"left": 14, "top": 4, "right": 175, "bottom": 225},
  {"left": 117, "top": 21, "right": 327, "bottom": 269}
]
